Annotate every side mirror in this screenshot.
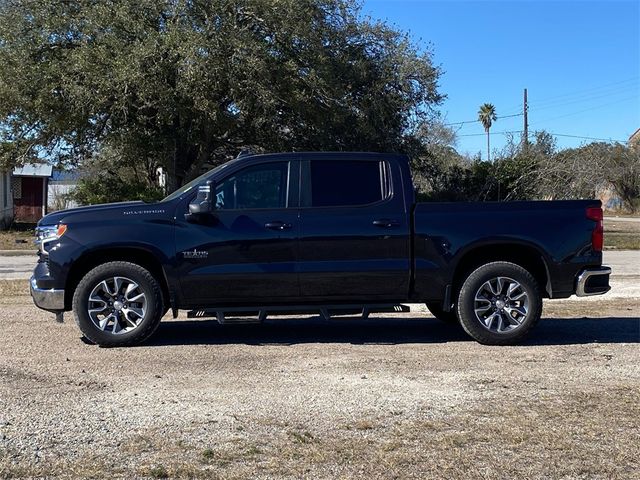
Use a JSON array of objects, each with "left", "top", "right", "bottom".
[{"left": 188, "top": 180, "right": 214, "bottom": 216}]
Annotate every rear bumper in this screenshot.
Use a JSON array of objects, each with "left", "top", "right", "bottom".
[
  {"left": 30, "top": 276, "right": 65, "bottom": 311},
  {"left": 575, "top": 266, "right": 611, "bottom": 297}
]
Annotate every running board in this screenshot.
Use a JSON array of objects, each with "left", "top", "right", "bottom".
[{"left": 186, "top": 304, "right": 410, "bottom": 324}]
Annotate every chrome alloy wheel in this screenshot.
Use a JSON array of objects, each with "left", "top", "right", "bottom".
[
  {"left": 473, "top": 276, "right": 529, "bottom": 333},
  {"left": 87, "top": 277, "right": 147, "bottom": 335}
]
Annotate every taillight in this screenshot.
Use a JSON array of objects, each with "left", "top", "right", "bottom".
[{"left": 586, "top": 207, "right": 603, "bottom": 252}]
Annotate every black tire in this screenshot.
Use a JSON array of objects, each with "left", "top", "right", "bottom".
[
  {"left": 456, "top": 261, "right": 542, "bottom": 345},
  {"left": 72, "top": 261, "right": 164, "bottom": 347},
  {"left": 426, "top": 302, "right": 459, "bottom": 324}
]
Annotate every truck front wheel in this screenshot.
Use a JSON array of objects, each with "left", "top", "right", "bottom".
[
  {"left": 72, "top": 261, "right": 164, "bottom": 347},
  {"left": 456, "top": 261, "right": 542, "bottom": 345}
]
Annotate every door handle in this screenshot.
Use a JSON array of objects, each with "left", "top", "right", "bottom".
[
  {"left": 372, "top": 219, "right": 400, "bottom": 228},
  {"left": 264, "top": 221, "right": 292, "bottom": 231}
]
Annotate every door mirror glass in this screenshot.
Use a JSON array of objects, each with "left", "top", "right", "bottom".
[{"left": 188, "top": 180, "right": 214, "bottom": 215}]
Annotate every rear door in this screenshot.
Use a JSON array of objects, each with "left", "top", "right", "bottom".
[
  {"left": 175, "top": 158, "right": 300, "bottom": 305},
  {"left": 297, "top": 156, "right": 411, "bottom": 299}
]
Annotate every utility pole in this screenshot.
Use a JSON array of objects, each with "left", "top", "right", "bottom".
[{"left": 523, "top": 88, "right": 529, "bottom": 151}]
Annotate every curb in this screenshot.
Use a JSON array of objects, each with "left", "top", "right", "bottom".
[{"left": 0, "top": 250, "right": 36, "bottom": 257}]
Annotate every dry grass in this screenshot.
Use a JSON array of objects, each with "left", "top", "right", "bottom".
[
  {"left": 2, "top": 386, "right": 637, "bottom": 479},
  {"left": 543, "top": 298, "right": 639, "bottom": 318},
  {"left": 0, "top": 229, "right": 34, "bottom": 251},
  {"left": 605, "top": 218, "right": 640, "bottom": 250},
  {"left": 606, "top": 233, "right": 640, "bottom": 250}
]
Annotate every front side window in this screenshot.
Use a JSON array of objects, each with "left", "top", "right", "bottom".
[
  {"left": 215, "top": 162, "right": 289, "bottom": 210},
  {"left": 310, "top": 160, "right": 386, "bottom": 207}
]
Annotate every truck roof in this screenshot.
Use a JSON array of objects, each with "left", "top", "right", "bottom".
[{"left": 242, "top": 151, "right": 407, "bottom": 159}]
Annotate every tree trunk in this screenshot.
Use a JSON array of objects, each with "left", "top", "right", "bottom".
[{"left": 486, "top": 129, "right": 490, "bottom": 162}]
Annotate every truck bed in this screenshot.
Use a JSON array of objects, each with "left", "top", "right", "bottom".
[{"left": 412, "top": 199, "right": 602, "bottom": 301}]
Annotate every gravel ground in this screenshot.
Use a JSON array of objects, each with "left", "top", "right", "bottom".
[{"left": 0, "top": 294, "right": 638, "bottom": 479}]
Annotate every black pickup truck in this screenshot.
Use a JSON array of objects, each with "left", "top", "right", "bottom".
[{"left": 30, "top": 152, "right": 611, "bottom": 346}]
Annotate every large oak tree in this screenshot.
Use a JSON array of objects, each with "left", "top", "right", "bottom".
[{"left": 0, "top": 0, "right": 444, "bottom": 192}]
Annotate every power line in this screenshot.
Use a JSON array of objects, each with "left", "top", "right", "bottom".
[
  {"left": 444, "top": 112, "right": 522, "bottom": 126},
  {"left": 548, "top": 133, "right": 628, "bottom": 143},
  {"left": 527, "top": 85, "right": 637, "bottom": 112},
  {"left": 529, "top": 95, "right": 637, "bottom": 126},
  {"left": 457, "top": 130, "right": 523, "bottom": 137},
  {"left": 456, "top": 129, "right": 627, "bottom": 143},
  {"left": 497, "top": 76, "right": 639, "bottom": 117},
  {"left": 525, "top": 76, "right": 638, "bottom": 107},
  {"left": 450, "top": 87, "right": 636, "bottom": 130}
]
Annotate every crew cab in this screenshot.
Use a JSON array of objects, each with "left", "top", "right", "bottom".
[{"left": 30, "top": 152, "right": 611, "bottom": 346}]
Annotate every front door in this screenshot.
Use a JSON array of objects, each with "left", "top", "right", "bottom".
[{"left": 175, "top": 159, "right": 300, "bottom": 305}]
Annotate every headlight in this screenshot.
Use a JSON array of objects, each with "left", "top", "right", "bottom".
[{"left": 35, "top": 224, "right": 67, "bottom": 255}]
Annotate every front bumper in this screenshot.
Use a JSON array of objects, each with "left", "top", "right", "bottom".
[
  {"left": 575, "top": 266, "right": 611, "bottom": 297},
  {"left": 30, "top": 276, "right": 65, "bottom": 311}
]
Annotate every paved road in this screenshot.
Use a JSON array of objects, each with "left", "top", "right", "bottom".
[
  {"left": 0, "top": 254, "right": 37, "bottom": 280},
  {"left": 605, "top": 216, "right": 640, "bottom": 223}
]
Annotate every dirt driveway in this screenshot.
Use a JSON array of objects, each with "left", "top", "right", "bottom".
[{"left": 0, "top": 293, "right": 638, "bottom": 479}]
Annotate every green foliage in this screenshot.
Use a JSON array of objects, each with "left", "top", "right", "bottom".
[
  {"left": 147, "top": 465, "right": 169, "bottom": 479},
  {"left": 72, "top": 174, "right": 164, "bottom": 205},
  {"left": 421, "top": 130, "right": 640, "bottom": 212},
  {"left": 0, "top": 0, "right": 443, "bottom": 192},
  {"left": 477, "top": 103, "right": 497, "bottom": 132},
  {"left": 418, "top": 157, "right": 497, "bottom": 202}
]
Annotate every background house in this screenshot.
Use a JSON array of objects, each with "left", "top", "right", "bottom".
[
  {"left": 629, "top": 128, "right": 640, "bottom": 150},
  {"left": 12, "top": 164, "right": 53, "bottom": 223},
  {"left": 48, "top": 169, "right": 81, "bottom": 211},
  {"left": 0, "top": 169, "right": 14, "bottom": 228}
]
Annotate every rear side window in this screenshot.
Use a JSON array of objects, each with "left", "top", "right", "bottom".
[
  {"left": 309, "top": 160, "right": 387, "bottom": 207},
  {"left": 215, "top": 162, "right": 289, "bottom": 210}
]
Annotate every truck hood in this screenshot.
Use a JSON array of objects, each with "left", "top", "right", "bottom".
[{"left": 38, "top": 201, "right": 167, "bottom": 226}]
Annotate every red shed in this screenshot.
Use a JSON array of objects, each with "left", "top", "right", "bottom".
[{"left": 12, "top": 164, "right": 53, "bottom": 223}]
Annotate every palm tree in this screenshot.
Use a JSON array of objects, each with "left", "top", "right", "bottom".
[{"left": 478, "top": 103, "right": 497, "bottom": 161}]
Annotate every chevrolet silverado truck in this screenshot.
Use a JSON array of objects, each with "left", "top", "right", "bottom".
[{"left": 30, "top": 152, "right": 611, "bottom": 346}]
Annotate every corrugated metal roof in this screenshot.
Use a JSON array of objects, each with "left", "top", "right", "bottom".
[
  {"left": 51, "top": 169, "right": 81, "bottom": 182},
  {"left": 13, "top": 164, "right": 53, "bottom": 177}
]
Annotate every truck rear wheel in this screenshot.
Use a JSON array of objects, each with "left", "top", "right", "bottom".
[
  {"left": 456, "top": 261, "right": 542, "bottom": 345},
  {"left": 426, "top": 302, "right": 459, "bottom": 324},
  {"left": 72, "top": 261, "right": 164, "bottom": 347}
]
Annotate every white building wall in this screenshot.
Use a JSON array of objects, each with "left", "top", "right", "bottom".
[{"left": 48, "top": 182, "right": 79, "bottom": 211}]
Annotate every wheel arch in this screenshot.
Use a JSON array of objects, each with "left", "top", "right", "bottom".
[
  {"left": 64, "top": 247, "right": 172, "bottom": 311},
  {"left": 451, "top": 241, "right": 551, "bottom": 300}
]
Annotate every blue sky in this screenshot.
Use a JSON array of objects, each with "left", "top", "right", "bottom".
[{"left": 362, "top": 0, "right": 640, "bottom": 158}]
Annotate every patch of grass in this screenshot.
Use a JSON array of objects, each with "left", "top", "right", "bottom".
[
  {"left": 201, "top": 448, "right": 215, "bottom": 460},
  {"left": 604, "top": 218, "right": 640, "bottom": 250},
  {"left": 200, "top": 443, "right": 263, "bottom": 468},
  {"left": 0, "top": 229, "right": 35, "bottom": 251},
  {"left": 245, "top": 445, "right": 262, "bottom": 456},
  {"left": 148, "top": 464, "right": 169, "bottom": 478},
  {"left": 543, "top": 298, "right": 639, "bottom": 318},
  {"left": 605, "top": 233, "right": 640, "bottom": 250},
  {"left": 120, "top": 434, "right": 155, "bottom": 454},
  {"left": 289, "top": 430, "right": 315, "bottom": 444},
  {"left": 352, "top": 419, "right": 375, "bottom": 431}
]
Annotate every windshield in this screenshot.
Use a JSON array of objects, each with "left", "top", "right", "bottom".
[{"left": 161, "top": 162, "right": 229, "bottom": 202}]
